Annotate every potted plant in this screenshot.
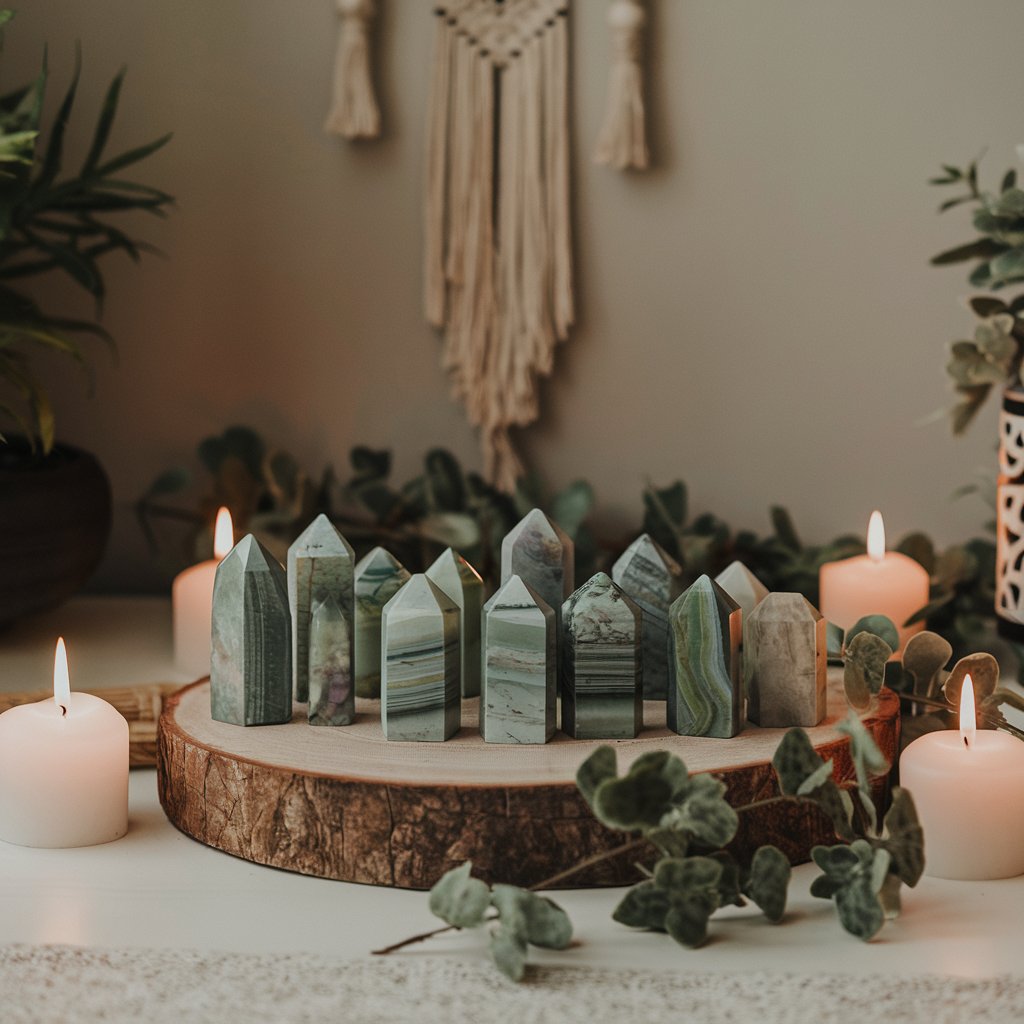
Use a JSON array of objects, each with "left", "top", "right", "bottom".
[{"left": 0, "top": 11, "right": 172, "bottom": 624}]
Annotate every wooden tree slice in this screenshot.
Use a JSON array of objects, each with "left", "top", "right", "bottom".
[{"left": 158, "top": 672, "right": 899, "bottom": 890}]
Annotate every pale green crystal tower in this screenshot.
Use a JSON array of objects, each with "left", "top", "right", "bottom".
[
  {"left": 354, "top": 546, "right": 411, "bottom": 698},
  {"left": 667, "top": 575, "right": 742, "bottom": 738},
  {"left": 426, "top": 547, "right": 483, "bottom": 698},
  {"left": 715, "top": 560, "right": 769, "bottom": 619},
  {"left": 381, "top": 574, "right": 461, "bottom": 742},
  {"left": 211, "top": 534, "right": 292, "bottom": 726},
  {"left": 288, "top": 514, "right": 355, "bottom": 704},
  {"left": 561, "top": 573, "right": 642, "bottom": 739},
  {"left": 500, "top": 508, "right": 574, "bottom": 626},
  {"left": 308, "top": 595, "right": 355, "bottom": 726},
  {"left": 611, "top": 533, "right": 684, "bottom": 700},
  {"left": 482, "top": 575, "right": 556, "bottom": 743},
  {"left": 745, "top": 592, "right": 827, "bottom": 727}
]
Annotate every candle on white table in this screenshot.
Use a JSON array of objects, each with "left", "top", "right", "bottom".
[
  {"left": 173, "top": 507, "right": 233, "bottom": 677},
  {"left": 0, "top": 639, "right": 129, "bottom": 848},
  {"left": 900, "top": 675, "right": 1024, "bottom": 879},
  {"left": 818, "top": 511, "right": 929, "bottom": 652}
]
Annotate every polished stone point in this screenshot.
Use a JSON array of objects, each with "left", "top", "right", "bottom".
[
  {"left": 745, "top": 592, "right": 827, "bottom": 728},
  {"left": 611, "top": 533, "right": 684, "bottom": 700},
  {"left": 425, "top": 547, "right": 484, "bottom": 698},
  {"left": 667, "top": 574, "right": 742, "bottom": 738},
  {"left": 211, "top": 534, "right": 292, "bottom": 726},
  {"left": 354, "top": 546, "right": 411, "bottom": 698},
  {"left": 482, "top": 575, "right": 556, "bottom": 744},
  {"left": 308, "top": 595, "right": 355, "bottom": 726},
  {"left": 500, "top": 508, "right": 574, "bottom": 623},
  {"left": 561, "top": 572, "right": 642, "bottom": 740},
  {"left": 715, "top": 560, "right": 770, "bottom": 619},
  {"left": 288, "top": 514, "right": 355, "bottom": 704},
  {"left": 381, "top": 574, "right": 461, "bottom": 742}
]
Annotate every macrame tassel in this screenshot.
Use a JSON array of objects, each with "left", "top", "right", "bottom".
[
  {"left": 594, "top": 0, "right": 648, "bottom": 170},
  {"left": 324, "top": 0, "right": 381, "bottom": 140}
]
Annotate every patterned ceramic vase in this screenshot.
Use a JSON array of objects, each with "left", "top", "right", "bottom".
[{"left": 997, "top": 385, "right": 1024, "bottom": 639}]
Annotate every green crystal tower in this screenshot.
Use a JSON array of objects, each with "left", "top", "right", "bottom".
[
  {"left": 482, "top": 575, "right": 556, "bottom": 743},
  {"left": 611, "top": 533, "right": 684, "bottom": 700},
  {"left": 425, "top": 547, "right": 484, "bottom": 698},
  {"left": 308, "top": 594, "right": 355, "bottom": 726},
  {"left": 211, "top": 534, "right": 292, "bottom": 726},
  {"left": 354, "top": 546, "right": 411, "bottom": 698},
  {"left": 288, "top": 514, "right": 355, "bottom": 704},
  {"left": 500, "top": 508, "right": 574, "bottom": 626},
  {"left": 667, "top": 575, "right": 742, "bottom": 738},
  {"left": 561, "top": 572, "right": 642, "bottom": 739},
  {"left": 381, "top": 574, "right": 461, "bottom": 741}
]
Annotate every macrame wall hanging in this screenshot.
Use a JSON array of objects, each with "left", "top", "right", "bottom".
[
  {"left": 594, "top": 0, "right": 649, "bottom": 170},
  {"left": 424, "top": 0, "right": 574, "bottom": 491},
  {"left": 324, "top": 0, "right": 381, "bottom": 139}
]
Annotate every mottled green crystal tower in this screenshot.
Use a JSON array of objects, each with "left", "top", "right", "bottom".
[
  {"left": 308, "top": 595, "right": 355, "bottom": 726},
  {"left": 500, "top": 508, "right": 574, "bottom": 627},
  {"left": 482, "top": 575, "right": 556, "bottom": 743},
  {"left": 426, "top": 547, "right": 483, "bottom": 698},
  {"left": 381, "top": 574, "right": 461, "bottom": 742},
  {"left": 288, "top": 514, "right": 354, "bottom": 704},
  {"left": 715, "top": 560, "right": 769, "bottom": 619},
  {"left": 561, "top": 573, "right": 642, "bottom": 739},
  {"left": 354, "top": 547, "right": 411, "bottom": 698},
  {"left": 611, "top": 533, "right": 684, "bottom": 700},
  {"left": 211, "top": 534, "right": 292, "bottom": 726},
  {"left": 667, "top": 575, "right": 742, "bottom": 738}
]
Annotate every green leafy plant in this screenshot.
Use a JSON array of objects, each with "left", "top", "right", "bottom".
[
  {"left": 374, "top": 717, "right": 925, "bottom": 979},
  {"left": 0, "top": 12, "right": 172, "bottom": 452},
  {"left": 930, "top": 156, "right": 1024, "bottom": 432}
]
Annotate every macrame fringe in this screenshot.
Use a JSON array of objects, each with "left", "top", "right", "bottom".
[
  {"left": 594, "top": 0, "right": 648, "bottom": 170},
  {"left": 425, "top": 1, "right": 574, "bottom": 492},
  {"left": 324, "top": 0, "right": 381, "bottom": 140}
]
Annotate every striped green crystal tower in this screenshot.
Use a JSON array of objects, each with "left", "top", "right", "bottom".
[
  {"left": 381, "top": 574, "right": 461, "bottom": 741},
  {"left": 308, "top": 594, "right": 355, "bottom": 726},
  {"left": 611, "top": 533, "right": 684, "bottom": 700},
  {"left": 354, "top": 546, "right": 411, "bottom": 698},
  {"left": 667, "top": 575, "right": 742, "bottom": 738},
  {"left": 561, "top": 572, "right": 643, "bottom": 739},
  {"left": 482, "top": 575, "right": 556, "bottom": 743},
  {"left": 288, "top": 514, "right": 355, "bottom": 704},
  {"left": 500, "top": 508, "right": 574, "bottom": 627},
  {"left": 425, "top": 547, "right": 483, "bottom": 698},
  {"left": 211, "top": 534, "right": 292, "bottom": 726}
]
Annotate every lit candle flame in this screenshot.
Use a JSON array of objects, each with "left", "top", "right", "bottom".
[
  {"left": 867, "top": 510, "right": 885, "bottom": 564},
  {"left": 213, "top": 507, "right": 234, "bottom": 560},
  {"left": 960, "top": 673, "right": 977, "bottom": 748},
  {"left": 53, "top": 637, "right": 71, "bottom": 715}
]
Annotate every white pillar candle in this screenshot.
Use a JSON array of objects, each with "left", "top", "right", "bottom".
[
  {"left": 172, "top": 507, "right": 233, "bottom": 677},
  {"left": 818, "top": 511, "right": 929, "bottom": 652},
  {"left": 900, "top": 675, "right": 1024, "bottom": 879},
  {"left": 0, "top": 639, "right": 129, "bottom": 849}
]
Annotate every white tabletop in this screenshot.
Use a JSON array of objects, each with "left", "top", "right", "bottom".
[{"left": 0, "top": 597, "right": 1021, "bottom": 979}]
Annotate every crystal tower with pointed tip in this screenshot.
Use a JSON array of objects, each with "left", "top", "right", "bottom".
[
  {"left": 308, "top": 594, "right": 355, "bottom": 726},
  {"left": 381, "top": 574, "right": 461, "bottom": 741},
  {"left": 354, "top": 547, "right": 411, "bottom": 698},
  {"left": 745, "top": 592, "right": 827, "bottom": 727},
  {"left": 500, "top": 508, "right": 574, "bottom": 626},
  {"left": 612, "top": 533, "right": 684, "bottom": 699},
  {"left": 667, "top": 575, "right": 742, "bottom": 738},
  {"left": 561, "top": 572, "right": 643, "bottom": 739},
  {"left": 425, "top": 547, "right": 483, "bottom": 698},
  {"left": 715, "top": 560, "right": 769, "bottom": 619},
  {"left": 482, "top": 575, "right": 556, "bottom": 743},
  {"left": 288, "top": 514, "right": 355, "bottom": 705},
  {"left": 211, "top": 534, "right": 292, "bottom": 726}
]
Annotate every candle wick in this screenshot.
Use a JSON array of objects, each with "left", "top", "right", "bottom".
[
  {"left": 964, "top": 734, "right": 969, "bottom": 748},
  {"left": 59, "top": 704, "right": 67, "bottom": 718}
]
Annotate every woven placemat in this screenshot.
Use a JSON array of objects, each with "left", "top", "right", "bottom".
[{"left": 2, "top": 944, "right": 1022, "bottom": 1024}]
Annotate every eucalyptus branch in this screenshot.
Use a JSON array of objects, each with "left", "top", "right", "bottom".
[{"left": 898, "top": 692, "right": 1024, "bottom": 742}]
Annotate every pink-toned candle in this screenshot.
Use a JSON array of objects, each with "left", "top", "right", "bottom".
[
  {"left": 0, "top": 639, "right": 128, "bottom": 849},
  {"left": 818, "top": 511, "right": 929, "bottom": 652}
]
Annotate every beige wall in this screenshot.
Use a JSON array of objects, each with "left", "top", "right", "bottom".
[{"left": 8, "top": 1, "right": 1018, "bottom": 590}]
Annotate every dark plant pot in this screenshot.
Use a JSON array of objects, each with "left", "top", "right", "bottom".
[{"left": 0, "top": 438, "right": 112, "bottom": 626}]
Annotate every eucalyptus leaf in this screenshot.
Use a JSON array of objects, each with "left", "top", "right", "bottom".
[
  {"left": 943, "top": 652, "right": 999, "bottom": 710},
  {"left": 880, "top": 787, "right": 925, "bottom": 887},
  {"left": 593, "top": 772, "right": 673, "bottom": 832},
  {"left": 843, "top": 632, "right": 893, "bottom": 711},
  {"left": 576, "top": 745, "right": 617, "bottom": 807},
  {"left": 902, "top": 631, "right": 953, "bottom": 700},
  {"left": 826, "top": 621, "right": 845, "bottom": 662},
  {"left": 612, "top": 879, "right": 670, "bottom": 931},
  {"left": 846, "top": 615, "right": 899, "bottom": 652},
  {"left": 489, "top": 924, "right": 528, "bottom": 982},
  {"left": 428, "top": 862, "right": 491, "bottom": 929},
  {"left": 743, "top": 845, "right": 791, "bottom": 923},
  {"left": 837, "top": 712, "right": 890, "bottom": 796}
]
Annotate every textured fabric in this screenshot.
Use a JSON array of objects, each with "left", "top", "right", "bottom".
[{"left": 2, "top": 945, "right": 1024, "bottom": 1024}]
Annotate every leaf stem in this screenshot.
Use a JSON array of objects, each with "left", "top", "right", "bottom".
[{"left": 898, "top": 693, "right": 1024, "bottom": 742}]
